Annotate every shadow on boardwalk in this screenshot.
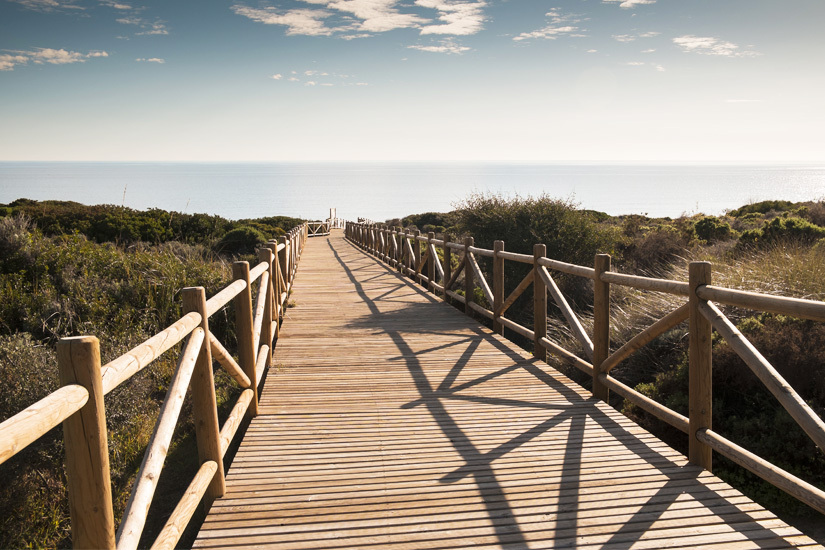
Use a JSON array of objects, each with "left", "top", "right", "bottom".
[{"left": 329, "top": 238, "right": 798, "bottom": 550}]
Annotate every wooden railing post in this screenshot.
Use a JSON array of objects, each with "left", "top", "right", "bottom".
[
  {"left": 427, "top": 232, "right": 436, "bottom": 292},
  {"left": 533, "top": 244, "right": 547, "bottom": 361},
  {"left": 181, "top": 287, "right": 226, "bottom": 506},
  {"left": 689, "top": 261, "right": 713, "bottom": 471},
  {"left": 267, "top": 241, "right": 281, "bottom": 339},
  {"left": 493, "top": 240, "right": 504, "bottom": 335},
  {"left": 278, "top": 236, "right": 289, "bottom": 291},
  {"left": 232, "top": 262, "right": 257, "bottom": 416},
  {"left": 58, "top": 336, "right": 116, "bottom": 550},
  {"left": 402, "top": 229, "right": 410, "bottom": 273},
  {"left": 413, "top": 230, "right": 422, "bottom": 285},
  {"left": 464, "top": 236, "right": 474, "bottom": 315},
  {"left": 259, "top": 247, "right": 275, "bottom": 385},
  {"left": 444, "top": 235, "right": 452, "bottom": 301},
  {"left": 593, "top": 254, "right": 611, "bottom": 402}
]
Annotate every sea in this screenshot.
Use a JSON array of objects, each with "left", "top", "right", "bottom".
[{"left": 1, "top": 162, "right": 823, "bottom": 222}]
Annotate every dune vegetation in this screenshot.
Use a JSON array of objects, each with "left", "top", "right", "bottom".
[{"left": 0, "top": 199, "right": 302, "bottom": 548}]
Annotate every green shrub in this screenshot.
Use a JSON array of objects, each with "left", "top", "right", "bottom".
[
  {"left": 214, "top": 226, "right": 268, "bottom": 255},
  {"left": 738, "top": 217, "right": 825, "bottom": 248},
  {"left": 695, "top": 216, "right": 735, "bottom": 243},
  {"left": 729, "top": 200, "right": 796, "bottom": 217}
]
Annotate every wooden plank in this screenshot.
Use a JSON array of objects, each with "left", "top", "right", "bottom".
[{"left": 194, "top": 232, "right": 820, "bottom": 550}]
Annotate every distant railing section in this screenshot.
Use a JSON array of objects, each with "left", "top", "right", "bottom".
[
  {"left": 346, "top": 221, "right": 825, "bottom": 516},
  {"left": 0, "top": 223, "right": 309, "bottom": 550}
]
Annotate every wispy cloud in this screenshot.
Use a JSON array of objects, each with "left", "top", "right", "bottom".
[
  {"left": 673, "top": 35, "right": 759, "bottom": 57},
  {"left": 603, "top": 0, "right": 656, "bottom": 8},
  {"left": 7, "top": 0, "right": 83, "bottom": 12},
  {"left": 232, "top": 5, "right": 335, "bottom": 36},
  {"left": 623, "top": 60, "right": 665, "bottom": 71},
  {"left": 513, "top": 8, "right": 585, "bottom": 42},
  {"left": 271, "top": 68, "right": 369, "bottom": 85},
  {"left": 136, "top": 57, "right": 165, "bottom": 63},
  {"left": 416, "top": 0, "right": 486, "bottom": 36},
  {"left": 117, "top": 16, "right": 169, "bottom": 36},
  {"left": 613, "top": 31, "right": 659, "bottom": 42},
  {"left": 0, "top": 48, "right": 108, "bottom": 71},
  {"left": 99, "top": 0, "right": 133, "bottom": 9},
  {"left": 408, "top": 39, "right": 470, "bottom": 54}
]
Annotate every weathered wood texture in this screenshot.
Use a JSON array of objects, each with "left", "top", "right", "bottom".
[{"left": 194, "top": 232, "right": 818, "bottom": 550}]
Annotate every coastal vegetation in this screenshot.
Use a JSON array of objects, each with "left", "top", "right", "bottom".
[
  {"left": 394, "top": 195, "right": 825, "bottom": 534},
  {"left": 0, "top": 200, "right": 301, "bottom": 548},
  {"left": 2, "top": 195, "right": 824, "bottom": 545}
]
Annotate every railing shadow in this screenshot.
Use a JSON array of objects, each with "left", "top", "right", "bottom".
[{"left": 328, "top": 236, "right": 798, "bottom": 548}]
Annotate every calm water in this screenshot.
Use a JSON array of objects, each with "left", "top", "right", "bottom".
[{"left": 1, "top": 162, "right": 823, "bottom": 222}]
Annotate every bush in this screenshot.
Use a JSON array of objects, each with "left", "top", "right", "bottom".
[
  {"left": 729, "top": 200, "right": 796, "bottom": 217},
  {"left": 695, "top": 216, "right": 735, "bottom": 243},
  {"left": 738, "top": 217, "right": 825, "bottom": 247},
  {"left": 214, "top": 226, "right": 268, "bottom": 255},
  {"left": 452, "top": 193, "right": 618, "bottom": 313}
]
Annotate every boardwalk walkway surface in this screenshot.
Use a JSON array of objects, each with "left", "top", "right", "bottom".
[{"left": 194, "top": 231, "right": 820, "bottom": 549}]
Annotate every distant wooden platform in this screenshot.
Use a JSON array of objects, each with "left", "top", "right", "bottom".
[{"left": 194, "top": 231, "right": 820, "bottom": 549}]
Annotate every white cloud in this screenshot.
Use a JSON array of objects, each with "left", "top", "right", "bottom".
[
  {"left": 0, "top": 54, "right": 29, "bottom": 71},
  {"left": 136, "top": 23, "right": 169, "bottom": 35},
  {"left": 586, "top": 49, "right": 597, "bottom": 53},
  {"left": 625, "top": 61, "right": 645, "bottom": 66},
  {"left": 0, "top": 48, "right": 108, "bottom": 71},
  {"left": 271, "top": 73, "right": 283, "bottom": 79},
  {"left": 99, "top": 0, "right": 132, "bottom": 9},
  {"left": 326, "top": 0, "right": 426, "bottom": 32},
  {"left": 603, "top": 0, "right": 656, "bottom": 8},
  {"left": 136, "top": 57, "right": 165, "bottom": 63},
  {"left": 641, "top": 48, "right": 656, "bottom": 53},
  {"left": 513, "top": 8, "right": 585, "bottom": 41},
  {"left": 416, "top": 0, "right": 486, "bottom": 36},
  {"left": 621, "top": 60, "right": 665, "bottom": 71},
  {"left": 117, "top": 16, "right": 169, "bottom": 35},
  {"left": 8, "top": 0, "right": 83, "bottom": 12},
  {"left": 408, "top": 40, "right": 470, "bottom": 54},
  {"left": 673, "top": 35, "right": 759, "bottom": 58},
  {"left": 613, "top": 31, "right": 659, "bottom": 42},
  {"left": 232, "top": 5, "right": 335, "bottom": 36},
  {"left": 305, "top": 81, "right": 317, "bottom": 86}
]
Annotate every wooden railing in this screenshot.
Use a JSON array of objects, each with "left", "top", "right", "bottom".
[
  {"left": 307, "top": 221, "right": 330, "bottom": 237},
  {"left": 346, "top": 221, "right": 825, "bottom": 516},
  {"left": 0, "top": 223, "right": 308, "bottom": 550}
]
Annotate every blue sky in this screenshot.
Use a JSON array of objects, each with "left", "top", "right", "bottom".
[{"left": 1, "top": 0, "right": 824, "bottom": 162}]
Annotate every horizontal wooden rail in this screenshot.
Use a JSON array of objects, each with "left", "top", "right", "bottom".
[
  {"left": 205, "top": 280, "right": 247, "bottom": 318},
  {"left": 0, "top": 384, "right": 89, "bottom": 466},
  {"left": 698, "top": 285, "right": 825, "bottom": 321},
  {"left": 600, "top": 271, "right": 690, "bottom": 296},
  {"left": 100, "top": 312, "right": 202, "bottom": 395},
  {"left": 696, "top": 428, "right": 825, "bottom": 515},
  {"left": 541, "top": 337, "right": 592, "bottom": 375},
  {"left": 600, "top": 373, "right": 689, "bottom": 433},
  {"left": 537, "top": 256, "right": 595, "bottom": 279},
  {"left": 497, "top": 250, "right": 533, "bottom": 264}
]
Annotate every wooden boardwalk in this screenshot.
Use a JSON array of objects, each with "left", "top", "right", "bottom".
[{"left": 194, "top": 232, "right": 820, "bottom": 549}]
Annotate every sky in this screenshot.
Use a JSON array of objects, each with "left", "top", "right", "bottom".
[{"left": 1, "top": 0, "right": 824, "bottom": 162}]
